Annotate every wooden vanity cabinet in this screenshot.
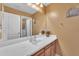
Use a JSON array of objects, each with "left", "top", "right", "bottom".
[{"left": 32, "top": 40, "right": 57, "bottom": 56}]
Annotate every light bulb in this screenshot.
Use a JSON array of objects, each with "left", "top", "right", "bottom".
[
  {"left": 32, "top": 5, "right": 36, "bottom": 8},
  {"left": 27, "top": 3, "right": 32, "bottom": 6},
  {"left": 36, "top": 3, "right": 40, "bottom": 5},
  {"left": 40, "top": 4, "right": 43, "bottom": 7}
]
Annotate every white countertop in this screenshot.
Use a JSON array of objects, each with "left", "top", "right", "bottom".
[{"left": 0, "top": 35, "right": 57, "bottom": 56}]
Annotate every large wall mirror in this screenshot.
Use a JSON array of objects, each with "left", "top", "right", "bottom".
[{"left": 0, "top": 12, "right": 32, "bottom": 41}]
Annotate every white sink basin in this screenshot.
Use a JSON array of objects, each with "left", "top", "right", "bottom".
[{"left": 29, "top": 35, "right": 51, "bottom": 45}]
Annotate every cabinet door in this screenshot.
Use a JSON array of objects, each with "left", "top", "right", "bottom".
[
  {"left": 50, "top": 42, "right": 56, "bottom": 56},
  {"left": 45, "top": 40, "right": 57, "bottom": 56},
  {"left": 45, "top": 44, "right": 51, "bottom": 56},
  {"left": 56, "top": 40, "right": 62, "bottom": 55}
]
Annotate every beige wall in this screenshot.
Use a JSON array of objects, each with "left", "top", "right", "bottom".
[
  {"left": 32, "top": 11, "right": 56, "bottom": 35},
  {"left": 32, "top": 12, "right": 47, "bottom": 35},
  {"left": 33, "top": 3, "right": 79, "bottom": 55}
]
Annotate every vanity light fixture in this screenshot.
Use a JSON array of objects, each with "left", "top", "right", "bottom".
[
  {"left": 27, "top": 3, "right": 44, "bottom": 8},
  {"left": 36, "top": 3, "right": 40, "bottom": 5},
  {"left": 26, "top": 3, "right": 44, "bottom": 12},
  {"left": 33, "top": 3, "right": 44, "bottom": 8}
]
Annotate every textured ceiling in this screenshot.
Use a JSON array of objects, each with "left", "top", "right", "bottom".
[
  {"left": 4, "top": 3, "right": 50, "bottom": 14},
  {"left": 4, "top": 3, "right": 37, "bottom": 14}
]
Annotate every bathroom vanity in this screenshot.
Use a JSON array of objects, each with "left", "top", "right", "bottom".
[{"left": 0, "top": 35, "right": 57, "bottom": 56}]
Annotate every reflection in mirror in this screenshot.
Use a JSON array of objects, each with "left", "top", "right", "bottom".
[
  {"left": 21, "top": 18, "right": 27, "bottom": 37},
  {"left": 3, "top": 12, "right": 21, "bottom": 40},
  {"left": 20, "top": 16, "right": 32, "bottom": 37},
  {"left": 2, "top": 12, "right": 32, "bottom": 40}
]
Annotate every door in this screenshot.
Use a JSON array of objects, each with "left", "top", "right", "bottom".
[{"left": 26, "top": 19, "right": 32, "bottom": 36}]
